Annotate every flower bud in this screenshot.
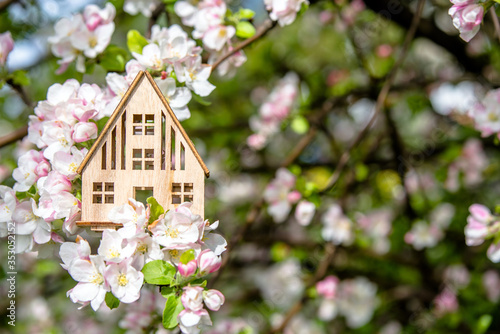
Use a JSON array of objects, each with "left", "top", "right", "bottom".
[
  {"left": 197, "top": 249, "right": 221, "bottom": 275},
  {"left": 203, "top": 289, "right": 225, "bottom": 311},
  {"left": 178, "top": 260, "right": 197, "bottom": 277}
]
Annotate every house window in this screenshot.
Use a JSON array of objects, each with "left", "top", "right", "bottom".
[
  {"left": 133, "top": 114, "right": 154, "bottom": 135},
  {"left": 93, "top": 182, "right": 114, "bottom": 204},
  {"left": 132, "top": 149, "right": 154, "bottom": 170},
  {"left": 135, "top": 187, "right": 153, "bottom": 206},
  {"left": 171, "top": 182, "right": 194, "bottom": 204}
]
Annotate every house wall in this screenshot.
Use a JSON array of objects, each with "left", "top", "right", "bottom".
[{"left": 80, "top": 76, "right": 205, "bottom": 222}]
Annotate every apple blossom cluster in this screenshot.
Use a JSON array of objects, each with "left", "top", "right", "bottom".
[
  {"left": 264, "top": 0, "right": 309, "bottom": 27},
  {"left": 0, "top": 78, "right": 119, "bottom": 253},
  {"left": 263, "top": 168, "right": 316, "bottom": 224},
  {"left": 448, "top": 0, "right": 486, "bottom": 42},
  {"left": 174, "top": 0, "right": 247, "bottom": 76},
  {"left": 132, "top": 23, "right": 216, "bottom": 98},
  {"left": 316, "top": 275, "right": 378, "bottom": 328},
  {"left": 0, "top": 31, "right": 14, "bottom": 66},
  {"left": 404, "top": 203, "right": 455, "bottom": 251},
  {"left": 464, "top": 204, "right": 500, "bottom": 262},
  {"left": 49, "top": 3, "right": 116, "bottom": 73},
  {"left": 247, "top": 73, "right": 300, "bottom": 150},
  {"left": 60, "top": 200, "right": 227, "bottom": 333}
]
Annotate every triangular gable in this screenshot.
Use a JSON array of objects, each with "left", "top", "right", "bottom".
[{"left": 77, "top": 71, "right": 210, "bottom": 177}]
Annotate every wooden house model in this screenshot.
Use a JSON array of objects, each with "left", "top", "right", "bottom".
[{"left": 76, "top": 71, "right": 209, "bottom": 231}]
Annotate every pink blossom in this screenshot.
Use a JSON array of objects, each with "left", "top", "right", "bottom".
[
  {"left": 316, "top": 275, "right": 339, "bottom": 299},
  {"left": 72, "top": 122, "right": 98, "bottom": 143},
  {"left": 247, "top": 73, "right": 299, "bottom": 149},
  {"left": 404, "top": 220, "right": 443, "bottom": 250},
  {"left": 0, "top": 31, "right": 14, "bottom": 66},
  {"left": 321, "top": 204, "right": 354, "bottom": 246},
  {"left": 265, "top": 0, "right": 309, "bottom": 27},
  {"left": 449, "top": 2, "right": 484, "bottom": 42},
  {"left": 12, "top": 150, "right": 50, "bottom": 192},
  {"left": 67, "top": 255, "right": 109, "bottom": 311},
  {"left": 264, "top": 168, "right": 300, "bottom": 223},
  {"left": 181, "top": 286, "right": 204, "bottom": 311},
  {"left": 59, "top": 236, "right": 91, "bottom": 270},
  {"left": 487, "top": 242, "right": 500, "bottom": 263},
  {"left": 197, "top": 249, "right": 221, "bottom": 275},
  {"left": 433, "top": 288, "right": 458, "bottom": 317},
  {"left": 465, "top": 204, "right": 493, "bottom": 246},
  {"left": 104, "top": 258, "right": 144, "bottom": 303},
  {"left": 178, "top": 260, "right": 197, "bottom": 277},
  {"left": 178, "top": 308, "right": 212, "bottom": 333},
  {"left": 203, "top": 289, "right": 225, "bottom": 311},
  {"left": 294, "top": 200, "right": 315, "bottom": 226}
]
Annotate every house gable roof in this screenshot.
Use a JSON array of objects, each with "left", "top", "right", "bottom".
[{"left": 77, "top": 71, "right": 210, "bottom": 178}]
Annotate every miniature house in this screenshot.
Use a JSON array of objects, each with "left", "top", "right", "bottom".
[{"left": 76, "top": 71, "right": 209, "bottom": 231}]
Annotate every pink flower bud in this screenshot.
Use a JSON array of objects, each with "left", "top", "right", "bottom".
[
  {"left": 181, "top": 286, "right": 204, "bottom": 311},
  {"left": 287, "top": 190, "right": 301, "bottom": 204},
  {"left": 35, "top": 160, "right": 50, "bottom": 178},
  {"left": 0, "top": 32, "right": 14, "bottom": 66},
  {"left": 203, "top": 289, "right": 225, "bottom": 311},
  {"left": 316, "top": 275, "right": 339, "bottom": 299},
  {"left": 197, "top": 249, "right": 221, "bottom": 275},
  {"left": 178, "top": 260, "right": 197, "bottom": 277},
  {"left": 72, "top": 122, "right": 98, "bottom": 143}
]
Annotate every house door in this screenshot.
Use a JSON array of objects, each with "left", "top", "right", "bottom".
[{"left": 134, "top": 186, "right": 153, "bottom": 206}]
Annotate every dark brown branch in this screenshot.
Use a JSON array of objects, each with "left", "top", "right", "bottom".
[
  {"left": 362, "top": 0, "right": 488, "bottom": 74},
  {"left": 211, "top": 19, "right": 276, "bottom": 71},
  {"left": 146, "top": 3, "right": 166, "bottom": 39},
  {"left": 0, "top": 80, "right": 34, "bottom": 149},
  {"left": 0, "top": 0, "right": 16, "bottom": 11},
  {"left": 0, "top": 125, "right": 27, "bottom": 148},
  {"left": 490, "top": 8, "right": 500, "bottom": 44},
  {"left": 320, "top": 0, "right": 426, "bottom": 194}
]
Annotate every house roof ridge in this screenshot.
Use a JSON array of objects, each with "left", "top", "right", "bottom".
[{"left": 76, "top": 70, "right": 210, "bottom": 178}]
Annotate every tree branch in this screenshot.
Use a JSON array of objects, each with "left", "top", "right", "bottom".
[
  {"left": 211, "top": 19, "right": 277, "bottom": 71},
  {"left": 146, "top": 3, "right": 166, "bottom": 39},
  {"left": 320, "top": 0, "right": 426, "bottom": 194},
  {"left": 0, "top": 0, "right": 16, "bottom": 11},
  {"left": 0, "top": 80, "right": 34, "bottom": 149}
]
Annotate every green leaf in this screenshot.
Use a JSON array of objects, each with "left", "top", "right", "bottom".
[
  {"left": 147, "top": 197, "right": 165, "bottom": 223},
  {"left": 162, "top": 0, "right": 177, "bottom": 3},
  {"left": 162, "top": 293, "right": 184, "bottom": 329},
  {"left": 160, "top": 285, "right": 175, "bottom": 298},
  {"left": 475, "top": 314, "right": 492, "bottom": 334},
  {"left": 238, "top": 8, "right": 255, "bottom": 19},
  {"left": 236, "top": 21, "right": 256, "bottom": 39},
  {"left": 99, "top": 45, "right": 128, "bottom": 72},
  {"left": 179, "top": 249, "right": 195, "bottom": 265},
  {"left": 190, "top": 278, "right": 207, "bottom": 287},
  {"left": 127, "top": 30, "right": 149, "bottom": 54},
  {"left": 105, "top": 292, "right": 120, "bottom": 309},
  {"left": 192, "top": 93, "right": 212, "bottom": 106},
  {"left": 11, "top": 70, "right": 30, "bottom": 86},
  {"left": 142, "top": 260, "right": 176, "bottom": 285}
]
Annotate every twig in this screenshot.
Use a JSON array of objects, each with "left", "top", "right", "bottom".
[
  {"left": 490, "top": 8, "right": 500, "bottom": 43},
  {"left": 320, "top": 0, "right": 425, "bottom": 194},
  {"left": 0, "top": 0, "right": 16, "bottom": 11},
  {"left": 0, "top": 125, "right": 27, "bottom": 148},
  {"left": 211, "top": 19, "right": 276, "bottom": 71},
  {"left": 146, "top": 3, "right": 166, "bottom": 39},
  {"left": 270, "top": 243, "right": 336, "bottom": 333},
  {"left": 0, "top": 80, "right": 34, "bottom": 149}
]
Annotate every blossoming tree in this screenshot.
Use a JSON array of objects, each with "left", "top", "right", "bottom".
[{"left": 2, "top": 0, "right": 500, "bottom": 333}]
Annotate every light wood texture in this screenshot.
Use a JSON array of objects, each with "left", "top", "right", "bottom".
[{"left": 76, "top": 71, "right": 209, "bottom": 230}]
